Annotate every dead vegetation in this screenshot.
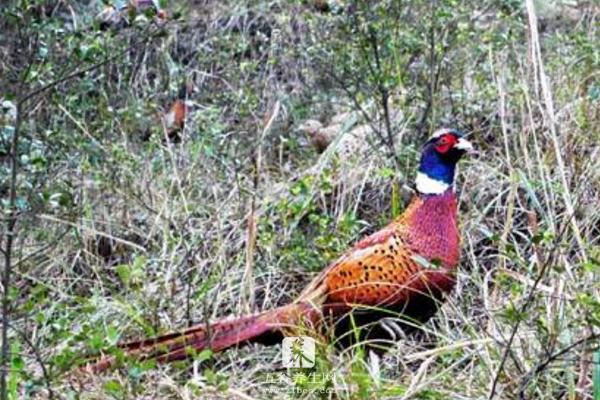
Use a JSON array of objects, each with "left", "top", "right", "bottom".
[{"left": 0, "top": 0, "right": 598, "bottom": 399}]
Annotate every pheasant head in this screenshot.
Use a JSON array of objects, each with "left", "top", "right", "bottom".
[{"left": 415, "top": 129, "right": 474, "bottom": 195}]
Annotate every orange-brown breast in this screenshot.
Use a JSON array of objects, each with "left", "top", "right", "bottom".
[
  {"left": 170, "top": 99, "right": 186, "bottom": 130},
  {"left": 321, "top": 190, "right": 460, "bottom": 310}
]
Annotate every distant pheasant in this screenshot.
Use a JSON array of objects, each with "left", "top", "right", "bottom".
[
  {"left": 82, "top": 129, "right": 473, "bottom": 373},
  {"left": 161, "top": 80, "right": 195, "bottom": 142},
  {"left": 298, "top": 112, "right": 359, "bottom": 154},
  {"left": 96, "top": 0, "right": 166, "bottom": 30}
]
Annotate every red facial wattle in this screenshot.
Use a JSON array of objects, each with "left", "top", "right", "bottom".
[{"left": 435, "top": 134, "right": 458, "bottom": 154}]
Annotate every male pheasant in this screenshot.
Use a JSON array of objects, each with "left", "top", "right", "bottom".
[
  {"left": 162, "top": 82, "right": 190, "bottom": 143},
  {"left": 82, "top": 129, "right": 473, "bottom": 373}
]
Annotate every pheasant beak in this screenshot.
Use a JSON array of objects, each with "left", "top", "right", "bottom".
[{"left": 454, "top": 137, "right": 475, "bottom": 154}]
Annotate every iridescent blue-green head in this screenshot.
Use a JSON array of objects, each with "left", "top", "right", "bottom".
[{"left": 416, "top": 129, "right": 474, "bottom": 195}]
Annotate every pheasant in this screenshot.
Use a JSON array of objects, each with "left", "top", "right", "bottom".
[
  {"left": 96, "top": 0, "right": 166, "bottom": 30},
  {"left": 161, "top": 80, "right": 195, "bottom": 142},
  {"left": 82, "top": 129, "right": 473, "bottom": 373}
]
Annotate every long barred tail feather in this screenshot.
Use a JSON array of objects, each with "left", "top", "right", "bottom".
[{"left": 79, "top": 302, "right": 318, "bottom": 374}]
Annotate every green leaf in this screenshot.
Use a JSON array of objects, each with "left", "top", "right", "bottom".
[
  {"left": 115, "top": 264, "right": 131, "bottom": 285},
  {"left": 103, "top": 379, "right": 124, "bottom": 397},
  {"left": 88, "top": 331, "right": 105, "bottom": 351},
  {"left": 411, "top": 255, "right": 440, "bottom": 269},
  {"left": 106, "top": 326, "right": 120, "bottom": 346},
  {"left": 8, "top": 341, "right": 22, "bottom": 398},
  {"left": 583, "top": 260, "right": 600, "bottom": 273},
  {"left": 194, "top": 349, "right": 213, "bottom": 363},
  {"left": 391, "top": 179, "right": 400, "bottom": 218}
]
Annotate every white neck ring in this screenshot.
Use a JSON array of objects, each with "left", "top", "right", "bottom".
[{"left": 415, "top": 172, "right": 451, "bottom": 195}]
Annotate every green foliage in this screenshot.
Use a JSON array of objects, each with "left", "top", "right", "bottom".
[
  {"left": 7, "top": 342, "right": 22, "bottom": 400},
  {"left": 258, "top": 168, "right": 364, "bottom": 272},
  {"left": 202, "top": 368, "right": 229, "bottom": 392},
  {"left": 305, "top": 0, "right": 491, "bottom": 139}
]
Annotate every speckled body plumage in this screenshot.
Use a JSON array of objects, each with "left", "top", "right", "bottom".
[
  {"left": 80, "top": 130, "right": 472, "bottom": 374},
  {"left": 319, "top": 189, "right": 459, "bottom": 308}
]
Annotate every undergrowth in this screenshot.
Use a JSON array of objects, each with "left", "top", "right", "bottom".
[{"left": 0, "top": 0, "right": 598, "bottom": 399}]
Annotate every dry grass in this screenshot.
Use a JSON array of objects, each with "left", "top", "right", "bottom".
[{"left": 3, "top": 0, "right": 599, "bottom": 399}]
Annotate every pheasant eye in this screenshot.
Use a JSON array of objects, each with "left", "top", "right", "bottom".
[{"left": 435, "top": 134, "right": 455, "bottom": 153}]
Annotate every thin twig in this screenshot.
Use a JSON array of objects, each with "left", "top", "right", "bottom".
[
  {"left": 11, "top": 324, "right": 55, "bottom": 400},
  {"left": 518, "top": 333, "right": 600, "bottom": 399},
  {"left": 241, "top": 101, "right": 280, "bottom": 313},
  {"left": 367, "top": 28, "right": 399, "bottom": 169},
  {"left": 488, "top": 210, "right": 578, "bottom": 399},
  {"left": 0, "top": 101, "right": 22, "bottom": 400}
]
